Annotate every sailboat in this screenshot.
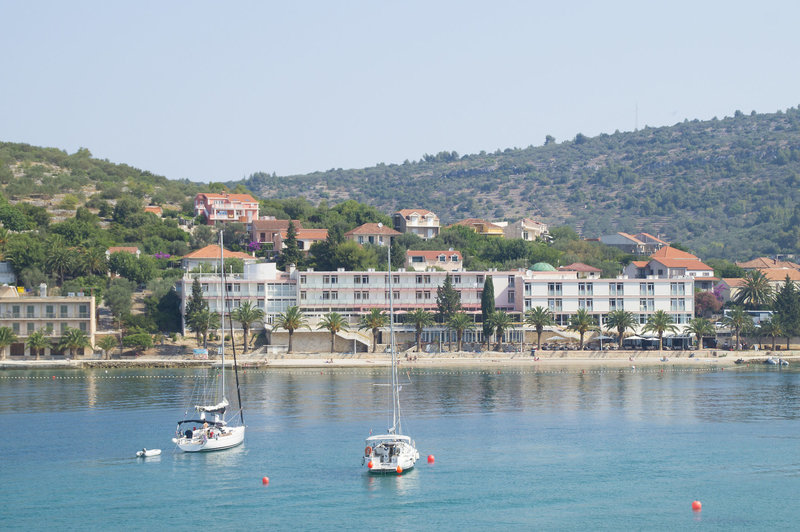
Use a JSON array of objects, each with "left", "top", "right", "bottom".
[
  {"left": 363, "top": 242, "right": 419, "bottom": 473},
  {"left": 173, "top": 233, "right": 246, "bottom": 452}
]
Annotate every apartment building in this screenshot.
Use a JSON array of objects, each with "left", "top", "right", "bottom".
[
  {"left": 344, "top": 223, "right": 401, "bottom": 246},
  {"left": 497, "top": 218, "right": 549, "bottom": 241},
  {"left": 0, "top": 285, "right": 96, "bottom": 357},
  {"left": 405, "top": 250, "right": 463, "bottom": 271},
  {"left": 393, "top": 209, "right": 441, "bottom": 240},
  {"left": 194, "top": 193, "right": 259, "bottom": 226}
]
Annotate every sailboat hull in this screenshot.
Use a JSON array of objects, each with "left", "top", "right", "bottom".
[
  {"left": 364, "top": 435, "right": 419, "bottom": 473},
  {"left": 174, "top": 425, "right": 245, "bottom": 452}
]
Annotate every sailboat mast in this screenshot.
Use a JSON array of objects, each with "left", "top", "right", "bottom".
[
  {"left": 219, "top": 232, "right": 225, "bottom": 401},
  {"left": 387, "top": 243, "right": 399, "bottom": 433}
]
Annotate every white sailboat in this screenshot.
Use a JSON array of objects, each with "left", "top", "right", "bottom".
[
  {"left": 173, "top": 233, "right": 245, "bottom": 452},
  {"left": 363, "top": 242, "right": 419, "bottom": 473}
]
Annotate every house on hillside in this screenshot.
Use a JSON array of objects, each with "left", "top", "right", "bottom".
[
  {"left": 144, "top": 205, "right": 163, "bottom": 216},
  {"left": 736, "top": 257, "right": 800, "bottom": 271},
  {"left": 194, "top": 193, "right": 259, "bottom": 227},
  {"left": 450, "top": 218, "right": 504, "bottom": 237},
  {"left": 181, "top": 245, "right": 257, "bottom": 271},
  {"left": 344, "top": 223, "right": 401, "bottom": 247},
  {"left": 623, "top": 246, "right": 716, "bottom": 290},
  {"left": 497, "top": 218, "right": 549, "bottom": 241},
  {"left": 393, "top": 209, "right": 440, "bottom": 240},
  {"left": 558, "top": 262, "right": 601, "bottom": 279},
  {"left": 599, "top": 232, "right": 668, "bottom": 255},
  {"left": 406, "top": 250, "right": 463, "bottom": 271}
]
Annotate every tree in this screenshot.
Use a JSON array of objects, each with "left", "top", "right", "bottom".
[
  {"left": 273, "top": 305, "right": 308, "bottom": 353},
  {"left": 26, "top": 329, "right": 50, "bottom": 360},
  {"left": 685, "top": 318, "right": 716, "bottom": 349},
  {"left": 45, "top": 243, "right": 73, "bottom": 285},
  {"left": 79, "top": 247, "right": 108, "bottom": 277},
  {"left": 278, "top": 220, "right": 303, "bottom": 270},
  {"left": 406, "top": 308, "right": 435, "bottom": 352},
  {"left": 317, "top": 312, "right": 349, "bottom": 353},
  {"left": 58, "top": 327, "right": 92, "bottom": 359},
  {"left": 567, "top": 308, "right": 597, "bottom": 350},
  {"left": 0, "top": 326, "right": 16, "bottom": 359},
  {"left": 123, "top": 332, "right": 154, "bottom": 354},
  {"left": 721, "top": 307, "right": 753, "bottom": 350},
  {"left": 104, "top": 279, "right": 133, "bottom": 339},
  {"left": 97, "top": 335, "right": 119, "bottom": 360},
  {"left": 488, "top": 310, "right": 514, "bottom": 351},
  {"left": 524, "top": 306, "right": 554, "bottom": 350},
  {"left": 435, "top": 273, "right": 461, "bottom": 323},
  {"left": 757, "top": 319, "right": 782, "bottom": 351},
  {"left": 605, "top": 310, "right": 636, "bottom": 349},
  {"left": 447, "top": 312, "right": 473, "bottom": 352},
  {"left": 734, "top": 270, "right": 774, "bottom": 309},
  {"left": 359, "top": 309, "right": 389, "bottom": 353},
  {"left": 480, "top": 276, "right": 495, "bottom": 347},
  {"left": 187, "top": 309, "right": 220, "bottom": 349},
  {"left": 772, "top": 277, "right": 800, "bottom": 349},
  {"left": 695, "top": 291, "right": 723, "bottom": 318},
  {"left": 230, "top": 301, "right": 265, "bottom": 353},
  {"left": 643, "top": 310, "right": 678, "bottom": 352}
]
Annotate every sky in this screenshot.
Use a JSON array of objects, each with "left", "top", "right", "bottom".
[{"left": 2, "top": 1, "right": 800, "bottom": 183}]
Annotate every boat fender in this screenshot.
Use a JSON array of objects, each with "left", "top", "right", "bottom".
[{"left": 365, "top": 446, "right": 372, "bottom": 456}]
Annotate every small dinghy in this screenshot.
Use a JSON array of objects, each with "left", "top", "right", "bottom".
[
  {"left": 779, "top": 358, "right": 789, "bottom": 366},
  {"left": 136, "top": 448, "right": 162, "bottom": 458},
  {"left": 764, "top": 357, "right": 778, "bottom": 365}
]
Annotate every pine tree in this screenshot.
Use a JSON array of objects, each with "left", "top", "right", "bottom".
[
  {"left": 481, "top": 276, "right": 495, "bottom": 347},
  {"left": 184, "top": 278, "right": 207, "bottom": 342},
  {"left": 436, "top": 273, "right": 461, "bottom": 323},
  {"left": 278, "top": 220, "right": 303, "bottom": 270},
  {"left": 773, "top": 276, "right": 800, "bottom": 349}
]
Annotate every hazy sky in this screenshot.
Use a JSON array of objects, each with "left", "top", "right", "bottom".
[{"left": 2, "top": 1, "right": 799, "bottom": 183}]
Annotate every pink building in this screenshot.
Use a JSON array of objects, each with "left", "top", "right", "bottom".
[
  {"left": 194, "top": 193, "right": 259, "bottom": 226},
  {"left": 406, "top": 250, "right": 463, "bottom": 271}
]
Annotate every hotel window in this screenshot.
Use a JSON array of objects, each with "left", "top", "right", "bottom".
[
  {"left": 257, "top": 284, "right": 264, "bottom": 293},
  {"left": 27, "top": 305, "right": 35, "bottom": 318},
  {"left": 670, "top": 298, "right": 686, "bottom": 311},
  {"left": 46, "top": 305, "right": 55, "bottom": 318},
  {"left": 354, "top": 275, "right": 361, "bottom": 284},
  {"left": 477, "top": 290, "right": 483, "bottom": 300},
  {"left": 416, "top": 275, "right": 423, "bottom": 284},
  {"left": 453, "top": 275, "right": 461, "bottom": 284},
  {"left": 424, "top": 275, "right": 431, "bottom": 284},
  {"left": 609, "top": 298, "right": 624, "bottom": 311},
  {"left": 79, "top": 323, "right": 87, "bottom": 332},
  {"left": 13, "top": 323, "right": 20, "bottom": 333},
  {"left": 639, "top": 282, "right": 654, "bottom": 296},
  {"left": 27, "top": 323, "right": 35, "bottom": 334},
  {"left": 393, "top": 291, "right": 400, "bottom": 300},
  {"left": 61, "top": 323, "right": 68, "bottom": 334},
  {"left": 638, "top": 314, "right": 648, "bottom": 325},
  {"left": 578, "top": 283, "right": 593, "bottom": 296},
  {"left": 323, "top": 275, "right": 330, "bottom": 284},
  {"left": 46, "top": 323, "right": 54, "bottom": 333},
  {"left": 299, "top": 275, "right": 306, "bottom": 284},
  {"left": 12, "top": 305, "right": 20, "bottom": 318},
  {"left": 416, "top": 291, "right": 423, "bottom": 300},
  {"left": 670, "top": 282, "right": 686, "bottom": 296},
  {"left": 508, "top": 290, "right": 515, "bottom": 303},
  {"left": 331, "top": 291, "right": 338, "bottom": 300},
  {"left": 524, "top": 299, "right": 532, "bottom": 310},
  {"left": 424, "top": 291, "right": 431, "bottom": 300},
  {"left": 79, "top": 304, "right": 89, "bottom": 318},
  {"left": 524, "top": 283, "right": 532, "bottom": 296},
  {"left": 507, "top": 275, "right": 515, "bottom": 285},
  {"left": 330, "top": 275, "right": 338, "bottom": 284},
  {"left": 322, "top": 291, "right": 330, "bottom": 300},
  {"left": 610, "top": 283, "right": 624, "bottom": 296},
  {"left": 362, "top": 275, "right": 369, "bottom": 284},
  {"left": 202, "top": 284, "right": 209, "bottom": 292},
  {"left": 547, "top": 298, "right": 562, "bottom": 312},
  {"left": 578, "top": 298, "right": 593, "bottom": 311},
  {"left": 639, "top": 298, "right": 654, "bottom": 311},
  {"left": 393, "top": 275, "right": 400, "bottom": 284},
  {"left": 362, "top": 291, "right": 369, "bottom": 300},
  {"left": 300, "top": 291, "right": 306, "bottom": 300},
  {"left": 355, "top": 292, "right": 362, "bottom": 300},
  {"left": 547, "top": 283, "right": 562, "bottom": 296},
  {"left": 476, "top": 275, "right": 484, "bottom": 284},
  {"left": 60, "top": 305, "right": 68, "bottom": 318}
]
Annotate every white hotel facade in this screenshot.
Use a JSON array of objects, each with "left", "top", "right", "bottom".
[{"left": 177, "top": 263, "right": 694, "bottom": 348}]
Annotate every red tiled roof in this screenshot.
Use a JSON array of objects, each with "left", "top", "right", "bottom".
[
  {"left": 107, "top": 247, "right": 139, "bottom": 255},
  {"left": 396, "top": 209, "right": 434, "bottom": 217},
  {"left": 760, "top": 268, "right": 800, "bottom": 281},
  {"left": 252, "top": 219, "right": 301, "bottom": 232},
  {"left": 631, "top": 261, "right": 649, "bottom": 268},
  {"left": 736, "top": 257, "right": 800, "bottom": 270},
  {"left": 345, "top": 223, "right": 401, "bottom": 236},
  {"left": 183, "top": 245, "right": 254, "bottom": 260},
  {"left": 650, "top": 258, "right": 714, "bottom": 270},
  {"left": 197, "top": 193, "right": 258, "bottom": 203},
  {"left": 558, "top": 262, "right": 601, "bottom": 272},
  {"left": 406, "top": 250, "right": 462, "bottom": 261},
  {"left": 650, "top": 246, "right": 699, "bottom": 260},
  {"left": 280, "top": 228, "right": 328, "bottom": 240},
  {"left": 721, "top": 277, "right": 746, "bottom": 287},
  {"left": 144, "top": 206, "right": 163, "bottom": 215}
]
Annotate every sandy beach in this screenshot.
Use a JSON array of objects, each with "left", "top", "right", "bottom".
[{"left": 1, "top": 348, "right": 797, "bottom": 370}]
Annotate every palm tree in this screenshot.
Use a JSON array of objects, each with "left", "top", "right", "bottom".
[
  {"left": 567, "top": 308, "right": 597, "bottom": 350},
  {"left": 187, "top": 309, "right": 220, "bottom": 349},
  {"left": 81, "top": 247, "right": 109, "bottom": 276},
  {"left": 721, "top": 307, "right": 754, "bottom": 350},
  {"left": 317, "top": 312, "right": 349, "bottom": 353},
  {"left": 273, "top": 305, "right": 309, "bottom": 354},
  {"left": 406, "top": 308, "right": 435, "bottom": 353},
  {"left": 359, "top": 308, "right": 389, "bottom": 353},
  {"left": 757, "top": 319, "right": 782, "bottom": 351},
  {"left": 734, "top": 270, "right": 774, "bottom": 309},
  {"left": 58, "top": 327, "right": 92, "bottom": 359},
  {"left": 447, "top": 312, "right": 473, "bottom": 352},
  {"left": 0, "top": 326, "right": 18, "bottom": 360},
  {"left": 488, "top": 310, "right": 514, "bottom": 351},
  {"left": 97, "top": 335, "right": 119, "bottom": 360},
  {"left": 26, "top": 329, "right": 51, "bottom": 360},
  {"left": 524, "top": 306, "right": 554, "bottom": 350},
  {"left": 45, "top": 244, "right": 73, "bottom": 285},
  {"left": 605, "top": 310, "right": 636, "bottom": 349},
  {"left": 685, "top": 317, "right": 716, "bottom": 349},
  {"left": 230, "top": 301, "right": 265, "bottom": 352},
  {"left": 642, "top": 310, "right": 678, "bottom": 352}
]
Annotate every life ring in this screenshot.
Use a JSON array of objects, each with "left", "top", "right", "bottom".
[{"left": 365, "top": 446, "right": 372, "bottom": 456}]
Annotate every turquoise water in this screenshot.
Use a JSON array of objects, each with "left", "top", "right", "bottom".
[{"left": 2, "top": 365, "right": 799, "bottom": 530}]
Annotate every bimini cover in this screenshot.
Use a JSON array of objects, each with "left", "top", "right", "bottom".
[{"left": 195, "top": 398, "right": 229, "bottom": 413}]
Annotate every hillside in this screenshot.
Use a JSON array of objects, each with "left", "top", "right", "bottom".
[{"left": 240, "top": 109, "right": 800, "bottom": 260}]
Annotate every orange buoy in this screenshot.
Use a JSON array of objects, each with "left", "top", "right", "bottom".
[
  {"left": 427, "top": 455, "right": 435, "bottom": 464},
  {"left": 692, "top": 500, "right": 702, "bottom": 511},
  {"left": 367, "top": 461, "right": 373, "bottom": 469},
  {"left": 396, "top": 466, "right": 403, "bottom": 474},
  {"left": 262, "top": 476, "right": 269, "bottom": 485},
  {"left": 365, "top": 446, "right": 372, "bottom": 456}
]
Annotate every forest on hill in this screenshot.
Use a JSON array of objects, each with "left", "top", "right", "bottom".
[{"left": 240, "top": 108, "right": 800, "bottom": 260}]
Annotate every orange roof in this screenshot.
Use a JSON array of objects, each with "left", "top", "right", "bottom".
[
  {"left": 107, "top": 247, "right": 139, "bottom": 255},
  {"left": 396, "top": 209, "right": 434, "bottom": 217},
  {"left": 406, "top": 250, "right": 462, "bottom": 261},
  {"left": 650, "top": 258, "right": 713, "bottom": 270},
  {"left": 198, "top": 193, "right": 258, "bottom": 203},
  {"left": 736, "top": 257, "right": 800, "bottom": 270},
  {"left": 183, "top": 245, "right": 254, "bottom": 260},
  {"left": 760, "top": 268, "right": 800, "bottom": 281},
  {"left": 630, "top": 261, "right": 649, "bottom": 268},
  {"left": 252, "top": 219, "right": 301, "bottom": 232},
  {"left": 558, "top": 262, "right": 601, "bottom": 272},
  {"left": 450, "top": 218, "right": 504, "bottom": 231},
  {"left": 144, "top": 206, "right": 163, "bottom": 215},
  {"left": 280, "top": 228, "right": 328, "bottom": 240},
  {"left": 345, "top": 223, "right": 401, "bottom": 236},
  {"left": 650, "top": 246, "right": 699, "bottom": 260},
  {"left": 721, "top": 277, "right": 746, "bottom": 287}
]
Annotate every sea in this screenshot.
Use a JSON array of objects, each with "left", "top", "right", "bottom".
[{"left": 1, "top": 364, "right": 799, "bottom": 531}]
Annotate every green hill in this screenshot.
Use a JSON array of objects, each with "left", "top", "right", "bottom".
[{"left": 240, "top": 108, "right": 800, "bottom": 260}]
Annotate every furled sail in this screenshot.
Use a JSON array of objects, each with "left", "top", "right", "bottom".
[{"left": 195, "top": 398, "right": 229, "bottom": 413}]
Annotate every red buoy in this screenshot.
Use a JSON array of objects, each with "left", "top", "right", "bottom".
[
  {"left": 367, "top": 461, "right": 373, "bottom": 469},
  {"left": 52, "top": 376, "right": 56, "bottom": 379},
  {"left": 692, "top": 500, "right": 702, "bottom": 511},
  {"left": 427, "top": 455, "right": 435, "bottom": 464},
  {"left": 396, "top": 466, "right": 403, "bottom": 474},
  {"left": 262, "top": 476, "right": 269, "bottom": 485}
]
